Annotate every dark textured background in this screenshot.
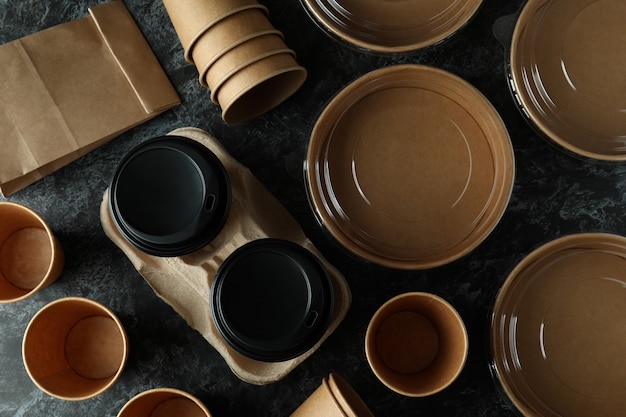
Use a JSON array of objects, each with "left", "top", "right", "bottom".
[{"left": 2, "top": 1, "right": 625, "bottom": 416}]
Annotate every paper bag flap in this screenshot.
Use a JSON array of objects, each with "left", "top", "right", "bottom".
[
  {"left": 90, "top": 1, "right": 180, "bottom": 114},
  {"left": 0, "top": 0, "right": 180, "bottom": 196}
]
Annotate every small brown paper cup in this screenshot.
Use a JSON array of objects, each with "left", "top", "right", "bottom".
[
  {"left": 22, "top": 297, "right": 128, "bottom": 401},
  {"left": 217, "top": 53, "right": 307, "bottom": 123},
  {"left": 0, "top": 202, "right": 64, "bottom": 303},
  {"left": 162, "top": 0, "right": 266, "bottom": 61},
  {"left": 200, "top": 32, "right": 291, "bottom": 88},
  {"left": 190, "top": 7, "right": 279, "bottom": 71},
  {"left": 290, "top": 373, "right": 375, "bottom": 417},
  {"left": 365, "top": 292, "right": 468, "bottom": 397},
  {"left": 207, "top": 47, "right": 296, "bottom": 100},
  {"left": 117, "top": 388, "right": 212, "bottom": 417}
]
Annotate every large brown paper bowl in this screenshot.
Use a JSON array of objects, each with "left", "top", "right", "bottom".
[
  {"left": 365, "top": 292, "right": 468, "bottom": 397},
  {"left": 207, "top": 48, "right": 296, "bottom": 102},
  {"left": 301, "top": 0, "right": 482, "bottom": 53},
  {"left": 117, "top": 388, "right": 212, "bottom": 417},
  {"left": 200, "top": 32, "right": 292, "bottom": 88},
  {"left": 0, "top": 202, "right": 64, "bottom": 303},
  {"left": 290, "top": 373, "right": 374, "bottom": 417},
  {"left": 189, "top": 7, "right": 279, "bottom": 70},
  {"left": 509, "top": 0, "right": 626, "bottom": 160},
  {"left": 162, "top": 0, "right": 266, "bottom": 62},
  {"left": 22, "top": 297, "right": 128, "bottom": 401},
  {"left": 216, "top": 53, "right": 307, "bottom": 123},
  {"left": 490, "top": 233, "right": 626, "bottom": 417},
  {"left": 305, "top": 64, "right": 514, "bottom": 270}
]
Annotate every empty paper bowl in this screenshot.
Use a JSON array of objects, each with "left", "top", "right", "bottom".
[
  {"left": 211, "top": 239, "right": 333, "bottom": 362},
  {"left": 509, "top": 0, "right": 626, "bottom": 160},
  {"left": 305, "top": 64, "right": 514, "bottom": 270},
  {"left": 117, "top": 388, "right": 212, "bottom": 417},
  {"left": 490, "top": 233, "right": 626, "bottom": 416},
  {"left": 291, "top": 373, "right": 375, "bottom": 417},
  {"left": 109, "top": 136, "right": 231, "bottom": 257},
  {"left": 0, "top": 202, "right": 64, "bottom": 303},
  {"left": 366, "top": 292, "right": 468, "bottom": 397},
  {"left": 23, "top": 297, "right": 128, "bottom": 400},
  {"left": 301, "top": 0, "right": 483, "bottom": 53}
]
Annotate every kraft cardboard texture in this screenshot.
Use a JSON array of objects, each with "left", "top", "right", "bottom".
[
  {"left": 0, "top": 0, "right": 180, "bottom": 196},
  {"left": 99, "top": 127, "right": 351, "bottom": 385}
]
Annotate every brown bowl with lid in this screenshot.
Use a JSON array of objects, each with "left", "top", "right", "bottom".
[
  {"left": 305, "top": 64, "right": 514, "bottom": 270},
  {"left": 509, "top": 0, "right": 626, "bottom": 160}
]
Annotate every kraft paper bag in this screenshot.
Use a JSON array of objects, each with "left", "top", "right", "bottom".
[
  {"left": 100, "top": 127, "right": 351, "bottom": 385},
  {"left": 0, "top": 0, "right": 180, "bottom": 196}
]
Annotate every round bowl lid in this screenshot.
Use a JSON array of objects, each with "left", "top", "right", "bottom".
[
  {"left": 490, "top": 233, "right": 626, "bottom": 416},
  {"left": 510, "top": 0, "right": 626, "bottom": 160},
  {"left": 109, "top": 136, "right": 231, "bottom": 257},
  {"left": 301, "top": 0, "right": 483, "bottom": 53},
  {"left": 211, "top": 239, "right": 334, "bottom": 362},
  {"left": 306, "top": 64, "right": 514, "bottom": 270}
]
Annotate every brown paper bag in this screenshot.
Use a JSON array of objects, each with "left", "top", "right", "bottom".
[
  {"left": 100, "top": 127, "right": 352, "bottom": 385},
  {"left": 0, "top": 0, "right": 180, "bottom": 196}
]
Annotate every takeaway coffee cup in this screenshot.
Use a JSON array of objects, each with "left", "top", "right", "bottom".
[
  {"left": 117, "top": 388, "right": 212, "bottom": 417},
  {"left": 0, "top": 202, "right": 64, "bottom": 303},
  {"left": 22, "top": 297, "right": 128, "bottom": 400},
  {"left": 108, "top": 136, "right": 231, "bottom": 257},
  {"left": 365, "top": 292, "right": 468, "bottom": 396},
  {"left": 211, "top": 238, "right": 334, "bottom": 362},
  {"left": 290, "top": 373, "right": 375, "bottom": 417}
]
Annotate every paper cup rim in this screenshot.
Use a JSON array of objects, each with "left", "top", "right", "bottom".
[
  {"left": 365, "top": 292, "right": 468, "bottom": 397},
  {"left": 196, "top": 29, "right": 286, "bottom": 88},
  {"left": 220, "top": 65, "right": 307, "bottom": 123},
  {"left": 22, "top": 296, "right": 129, "bottom": 401},
  {"left": 184, "top": 3, "right": 270, "bottom": 63},
  {"left": 117, "top": 387, "right": 212, "bottom": 417},
  {"left": 0, "top": 201, "right": 62, "bottom": 303},
  {"left": 207, "top": 48, "right": 296, "bottom": 101}
]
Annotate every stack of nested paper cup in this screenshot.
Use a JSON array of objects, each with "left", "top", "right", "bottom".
[{"left": 163, "top": 0, "right": 307, "bottom": 123}]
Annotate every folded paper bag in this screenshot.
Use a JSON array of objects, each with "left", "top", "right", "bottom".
[
  {"left": 0, "top": 0, "right": 180, "bottom": 196},
  {"left": 100, "top": 127, "right": 351, "bottom": 385}
]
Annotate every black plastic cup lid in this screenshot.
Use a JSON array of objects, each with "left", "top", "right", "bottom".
[
  {"left": 211, "top": 239, "right": 334, "bottom": 362},
  {"left": 109, "top": 136, "right": 231, "bottom": 257}
]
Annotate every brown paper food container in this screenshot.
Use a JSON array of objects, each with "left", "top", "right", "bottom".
[
  {"left": 0, "top": 202, "right": 64, "bottom": 303},
  {"left": 189, "top": 7, "right": 279, "bottom": 75},
  {"left": 117, "top": 388, "right": 212, "bottom": 417},
  {"left": 490, "top": 233, "right": 626, "bottom": 417},
  {"left": 22, "top": 297, "right": 129, "bottom": 401},
  {"left": 365, "top": 292, "right": 468, "bottom": 397},
  {"left": 509, "top": 0, "right": 626, "bottom": 160},
  {"left": 217, "top": 54, "right": 307, "bottom": 123},
  {"left": 99, "top": 127, "right": 351, "bottom": 385},
  {"left": 200, "top": 32, "right": 291, "bottom": 88},
  {"left": 302, "top": 0, "right": 483, "bottom": 53},
  {"left": 161, "top": 0, "right": 267, "bottom": 62},
  {"left": 0, "top": 0, "right": 180, "bottom": 196},
  {"left": 207, "top": 47, "right": 296, "bottom": 101},
  {"left": 305, "top": 64, "right": 514, "bottom": 270},
  {"left": 290, "top": 373, "right": 375, "bottom": 417}
]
